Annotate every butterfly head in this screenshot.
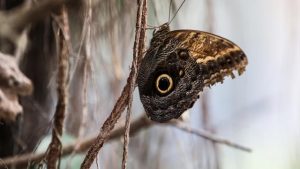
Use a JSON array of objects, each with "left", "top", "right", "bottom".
[
  {"left": 153, "top": 23, "right": 170, "bottom": 37},
  {"left": 150, "top": 23, "right": 171, "bottom": 49}
]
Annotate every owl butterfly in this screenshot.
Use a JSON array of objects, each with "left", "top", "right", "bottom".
[{"left": 137, "top": 23, "right": 248, "bottom": 122}]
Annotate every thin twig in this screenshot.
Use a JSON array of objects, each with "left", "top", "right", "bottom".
[
  {"left": 166, "top": 121, "right": 252, "bottom": 152},
  {"left": 80, "top": 0, "right": 147, "bottom": 168},
  {"left": 0, "top": 116, "right": 151, "bottom": 168},
  {"left": 45, "top": 5, "right": 70, "bottom": 169},
  {"left": 122, "top": 1, "right": 147, "bottom": 168},
  {"left": 137, "top": 0, "right": 147, "bottom": 65},
  {"left": 0, "top": 115, "right": 251, "bottom": 167},
  {"left": 121, "top": 102, "right": 132, "bottom": 169}
]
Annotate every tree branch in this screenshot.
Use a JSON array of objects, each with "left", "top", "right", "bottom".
[
  {"left": 80, "top": 0, "right": 148, "bottom": 168},
  {"left": 0, "top": 115, "right": 251, "bottom": 168},
  {"left": 45, "top": 5, "right": 70, "bottom": 169},
  {"left": 0, "top": 116, "right": 151, "bottom": 168},
  {"left": 122, "top": 1, "right": 148, "bottom": 169},
  {"left": 166, "top": 121, "right": 252, "bottom": 152}
]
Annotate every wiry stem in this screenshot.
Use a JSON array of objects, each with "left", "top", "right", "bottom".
[
  {"left": 45, "top": 5, "right": 70, "bottom": 169},
  {"left": 80, "top": 0, "right": 147, "bottom": 168},
  {"left": 0, "top": 115, "right": 251, "bottom": 168},
  {"left": 167, "top": 121, "right": 252, "bottom": 152}
]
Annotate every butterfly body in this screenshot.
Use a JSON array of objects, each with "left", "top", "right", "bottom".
[{"left": 137, "top": 24, "right": 247, "bottom": 122}]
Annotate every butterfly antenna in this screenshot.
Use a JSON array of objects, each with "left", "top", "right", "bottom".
[
  {"left": 169, "top": 0, "right": 186, "bottom": 24},
  {"left": 168, "top": 0, "right": 173, "bottom": 22}
]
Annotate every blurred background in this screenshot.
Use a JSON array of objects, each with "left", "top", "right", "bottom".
[{"left": 1, "top": 0, "right": 300, "bottom": 168}]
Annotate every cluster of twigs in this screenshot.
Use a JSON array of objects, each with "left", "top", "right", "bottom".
[
  {"left": 81, "top": 0, "right": 148, "bottom": 168},
  {"left": 0, "top": 114, "right": 251, "bottom": 167}
]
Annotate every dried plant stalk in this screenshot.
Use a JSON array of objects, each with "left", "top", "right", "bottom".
[
  {"left": 80, "top": 0, "right": 147, "bottom": 168},
  {"left": 167, "top": 121, "right": 252, "bottom": 152},
  {"left": 0, "top": 116, "right": 151, "bottom": 168},
  {"left": 45, "top": 5, "right": 70, "bottom": 169},
  {"left": 122, "top": 1, "right": 147, "bottom": 168}
]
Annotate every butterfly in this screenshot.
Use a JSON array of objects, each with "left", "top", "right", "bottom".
[{"left": 137, "top": 23, "right": 248, "bottom": 122}]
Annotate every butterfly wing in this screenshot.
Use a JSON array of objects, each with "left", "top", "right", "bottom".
[
  {"left": 137, "top": 29, "right": 248, "bottom": 122},
  {"left": 164, "top": 30, "right": 248, "bottom": 87}
]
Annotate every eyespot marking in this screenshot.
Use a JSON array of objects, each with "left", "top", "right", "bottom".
[{"left": 155, "top": 74, "right": 173, "bottom": 95}]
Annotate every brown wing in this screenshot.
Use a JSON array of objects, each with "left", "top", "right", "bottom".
[{"left": 166, "top": 30, "right": 248, "bottom": 87}]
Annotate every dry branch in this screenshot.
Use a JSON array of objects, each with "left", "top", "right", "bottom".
[
  {"left": 122, "top": 103, "right": 132, "bottom": 169},
  {"left": 121, "top": 1, "right": 148, "bottom": 169},
  {"left": 80, "top": 0, "right": 148, "bottom": 168},
  {"left": 0, "top": 116, "right": 151, "bottom": 168},
  {"left": 167, "top": 121, "right": 252, "bottom": 152},
  {"left": 0, "top": 115, "right": 251, "bottom": 167},
  {"left": 45, "top": 5, "right": 70, "bottom": 169},
  {"left": 121, "top": 104, "right": 132, "bottom": 169}
]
